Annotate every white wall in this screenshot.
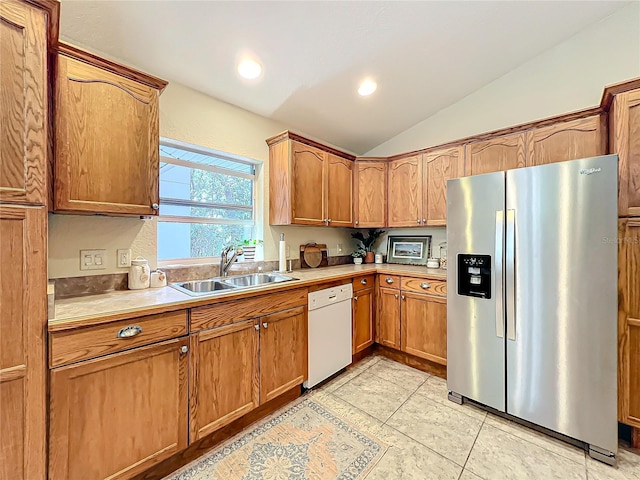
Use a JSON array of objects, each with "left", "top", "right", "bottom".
[
  {"left": 48, "top": 82, "right": 357, "bottom": 278},
  {"left": 366, "top": 2, "right": 640, "bottom": 156}
]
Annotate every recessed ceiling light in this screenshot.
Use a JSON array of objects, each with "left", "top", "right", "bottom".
[
  {"left": 238, "top": 58, "right": 262, "bottom": 80},
  {"left": 358, "top": 80, "right": 377, "bottom": 96}
]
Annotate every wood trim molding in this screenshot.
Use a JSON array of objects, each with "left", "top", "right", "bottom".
[
  {"left": 265, "top": 130, "right": 356, "bottom": 161},
  {"left": 25, "top": 0, "right": 60, "bottom": 49},
  {"left": 57, "top": 42, "right": 168, "bottom": 92},
  {"left": 600, "top": 77, "right": 640, "bottom": 112}
]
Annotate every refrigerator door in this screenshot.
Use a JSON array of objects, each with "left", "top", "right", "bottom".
[
  {"left": 447, "top": 172, "right": 506, "bottom": 412},
  {"left": 505, "top": 155, "right": 618, "bottom": 455}
]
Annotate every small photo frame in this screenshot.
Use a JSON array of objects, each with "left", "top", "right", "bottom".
[{"left": 386, "top": 235, "right": 432, "bottom": 265}]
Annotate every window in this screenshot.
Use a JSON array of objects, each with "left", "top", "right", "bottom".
[{"left": 158, "top": 138, "right": 258, "bottom": 262}]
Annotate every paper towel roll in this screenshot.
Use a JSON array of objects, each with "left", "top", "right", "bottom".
[{"left": 279, "top": 235, "right": 287, "bottom": 272}]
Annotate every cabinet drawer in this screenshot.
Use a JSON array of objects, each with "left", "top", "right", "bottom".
[
  {"left": 378, "top": 274, "right": 400, "bottom": 289},
  {"left": 191, "top": 288, "right": 307, "bottom": 332},
  {"left": 401, "top": 277, "right": 446, "bottom": 297},
  {"left": 353, "top": 274, "right": 375, "bottom": 291},
  {"left": 49, "top": 310, "right": 187, "bottom": 367}
]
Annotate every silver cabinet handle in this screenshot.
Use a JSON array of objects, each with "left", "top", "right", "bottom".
[
  {"left": 495, "top": 210, "right": 505, "bottom": 339},
  {"left": 506, "top": 209, "right": 516, "bottom": 341},
  {"left": 116, "top": 325, "right": 142, "bottom": 338},
  {"left": 354, "top": 295, "right": 358, "bottom": 301},
  {"left": 180, "top": 345, "right": 189, "bottom": 354},
  {"left": 152, "top": 203, "right": 159, "bottom": 210},
  {"left": 394, "top": 294, "right": 399, "bottom": 299},
  {"left": 254, "top": 324, "right": 260, "bottom": 331},
  {"left": 361, "top": 279, "right": 367, "bottom": 285},
  {"left": 420, "top": 282, "right": 431, "bottom": 289},
  {"left": 385, "top": 277, "right": 394, "bottom": 284},
  {"left": 262, "top": 322, "right": 268, "bottom": 329}
]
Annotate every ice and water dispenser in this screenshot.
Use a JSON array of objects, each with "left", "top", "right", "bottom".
[{"left": 457, "top": 254, "right": 492, "bottom": 299}]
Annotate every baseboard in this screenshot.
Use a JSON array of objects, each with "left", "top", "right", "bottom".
[{"left": 374, "top": 344, "right": 447, "bottom": 379}]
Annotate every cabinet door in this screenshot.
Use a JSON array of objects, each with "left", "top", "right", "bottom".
[
  {"left": 352, "top": 287, "right": 374, "bottom": 354},
  {"left": 259, "top": 306, "right": 307, "bottom": 403},
  {"left": 619, "top": 219, "right": 640, "bottom": 427},
  {"left": 423, "top": 146, "right": 464, "bottom": 226},
  {"left": 327, "top": 154, "right": 353, "bottom": 227},
  {"left": 291, "top": 141, "right": 326, "bottom": 225},
  {"left": 401, "top": 292, "right": 447, "bottom": 365},
  {"left": 190, "top": 320, "right": 259, "bottom": 441},
  {"left": 0, "top": 206, "right": 46, "bottom": 480},
  {"left": 0, "top": 2, "right": 47, "bottom": 205},
  {"left": 354, "top": 161, "right": 387, "bottom": 227},
  {"left": 49, "top": 338, "right": 189, "bottom": 480},
  {"left": 54, "top": 55, "right": 160, "bottom": 215},
  {"left": 377, "top": 287, "right": 401, "bottom": 349},
  {"left": 526, "top": 115, "right": 606, "bottom": 167},
  {"left": 611, "top": 90, "right": 640, "bottom": 217},
  {"left": 465, "top": 133, "right": 526, "bottom": 176},
  {"left": 388, "top": 156, "right": 422, "bottom": 227}
]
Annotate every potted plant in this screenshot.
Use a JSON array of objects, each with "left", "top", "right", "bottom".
[
  {"left": 239, "top": 239, "right": 263, "bottom": 262},
  {"left": 351, "top": 229, "right": 385, "bottom": 264},
  {"left": 351, "top": 248, "right": 366, "bottom": 265}
]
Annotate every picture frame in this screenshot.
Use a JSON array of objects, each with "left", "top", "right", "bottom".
[{"left": 386, "top": 235, "right": 432, "bottom": 265}]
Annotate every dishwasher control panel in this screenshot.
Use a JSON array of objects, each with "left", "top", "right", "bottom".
[{"left": 308, "top": 283, "right": 353, "bottom": 311}]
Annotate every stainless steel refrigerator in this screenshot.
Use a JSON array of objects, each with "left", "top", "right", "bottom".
[{"left": 446, "top": 154, "right": 618, "bottom": 464}]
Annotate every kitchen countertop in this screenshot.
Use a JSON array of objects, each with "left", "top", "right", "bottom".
[{"left": 50, "top": 263, "right": 447, "bottom": 331}]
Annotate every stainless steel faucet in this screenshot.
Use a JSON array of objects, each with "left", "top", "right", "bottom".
[{"left": 220, "top": 246, "right": 242, "bottom": 277}]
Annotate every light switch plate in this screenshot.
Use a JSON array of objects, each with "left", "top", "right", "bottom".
[
  {"left": 80, "top": 249, "right": 107, "bottom": 271},
  {"left": 117, "top": 249, "right": 132, "bottom": 268}
]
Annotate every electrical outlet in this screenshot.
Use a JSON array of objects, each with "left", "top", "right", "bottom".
[
  {"left": 80, "top": 249, "right": 106, "bottom": 271},
  {"left": 337, "top": 243, "right": 344, "bottom": 254},
  {"left": 117, "top": 249, "right": 132, "bottom": 267}
]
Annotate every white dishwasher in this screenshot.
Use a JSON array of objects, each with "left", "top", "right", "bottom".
[{"left": 304, "top": 283, "right": 353, "bottom": 388}]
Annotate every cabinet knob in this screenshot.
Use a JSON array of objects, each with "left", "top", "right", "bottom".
[
  {"left": 354, "top": 295, "right": 359, "bottom": 301},
  {"left": 417, "top": 219, "right": 421, "bottom": 224},
  {"left": 385, "top": 277, "right": 394, "bottom": 284},
  {"left": 394, "top": 294, "right": 399, "bottom": 299},
  {"left": 420, "top": 282, "right": 431, "bottom": 289},
  {"left": 262, "top": 322, "right": 268, "bottom": 329},
  {"left": 355, "top": 220, "right": 359, "bottom": 225},
  {"left": 422, "top": 219, "right": 426, "bottom": 223},
  {"left": 180, "top": 345, "right": 188, "bottom": 354},
  {"left": 328, "top": 219, "right": 332, "bottom": 223},
  {"left": 360, "top": 278, "right": 367, "bottom": 285},
  {"left": 254, "top": 324, "right": 260, "bottom": 331},
  {"left": 401, "top": 295, "right": 405, "bottom": 300},
  {"left": 116, "top": 325, "right": 142, "bottom": 338},
  {"left": 152, "top": 203, "right": 159, "bottom": 210}
]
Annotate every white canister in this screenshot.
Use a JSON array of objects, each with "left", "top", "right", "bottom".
[
  {"left": 150, "top": 270, "right": 167, "bottom": 288},
  {"left": 374, "top": 253, "right": 383, "bottom": 264},
  {"left": 129, "top": 256, "right": 151, "bottom": 290},
  {"left": 427, "top": 258, "right": 441, "bottom": 269}
]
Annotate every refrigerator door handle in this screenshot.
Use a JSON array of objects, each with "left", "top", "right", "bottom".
[
  {"left": 506, "top": 209, "right": 516, "bottom": 341},
  {"left": 495, "top": 210, "right": 504, "bottom": 338}
]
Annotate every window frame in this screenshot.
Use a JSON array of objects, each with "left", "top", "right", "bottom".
[{"left": 157, "top": 137, "right": 260, "bottom": 265}]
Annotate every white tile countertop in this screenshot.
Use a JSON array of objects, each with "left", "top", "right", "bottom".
[{"left": 50, "top": 263, "right": 447, "bottom": 331}]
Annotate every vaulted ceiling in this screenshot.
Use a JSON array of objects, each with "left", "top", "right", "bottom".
[{"left": 60, "top": 1, "right": 629, "bottom": 154}]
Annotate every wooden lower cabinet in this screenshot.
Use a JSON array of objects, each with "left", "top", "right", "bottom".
[
  {"left": 260, "top": 306, "right": 307, "bottom": 403},
  {"left": 189, "top": 320, "right": 259, "bottom": 442},
  {"left": 352, "top": 287, "right": 375, "bottom": 354},
  {"left": 400, "top": 292, "right": 447, "bottom": 365},
  {"left": 377, "top": 287, "right": 401, "bottom": 349},
  {"left": 49, "top": 338, "right": 189, "bottom": 480},
  {"left": 0, "top": 206, "right": 47, "bottom": 480}
]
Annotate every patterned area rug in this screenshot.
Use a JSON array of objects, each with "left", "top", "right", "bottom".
[{"left": 169, "top": 397, "right": 387, "bottom": 480}]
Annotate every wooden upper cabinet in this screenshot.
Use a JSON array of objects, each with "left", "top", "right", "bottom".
[
  {"left": 326, "top": 153, "right": 353, "bottom": 226},
  {"left": 423, "top": 146, "right": 464, "bottom": 226},
  {"left": 526, "top": 115, "right": 606, "bottom": 167},
  {"left": 259, "top": 306, "right": 307, "bottom": 403},
  {"left": 465, "top": 133, "right": 526, "bottom": 176},
  {"left": 354, "top": 160, "right": 387, "bottom": 227},
  {"left": 611, "top": 89, "right": 640, "bottom": 217},
  {"left": 291, "top": 142, "right": 326, "bottom": 225},
  {"left": 49, "top": 338, "right": 189, "bottom": 480},
  {"left": 388, "top": 155, "right": 422, "bottom": 227},
  {"left": 0, "top": 205, "right": 46, "bottom": 480},
  {"left": 0, "top": 1, "right": 48, "bottom": 205},
  {"left": 190, "top": 320, "right": 259, "bottom": 441},
  {"left": 54, "top": 44, "right": 167, "bottom": 216},
  {"left": 267, "top": 132, "right": 355, "bottom": 226}
]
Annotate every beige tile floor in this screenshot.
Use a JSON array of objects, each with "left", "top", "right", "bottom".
[{"left": 309, "top": 355, "right": 640, "bottom": 480}]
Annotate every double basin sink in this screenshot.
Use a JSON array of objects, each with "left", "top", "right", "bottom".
[{"left": 171, "top": 272, "right": 297, "bottom": 297}]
